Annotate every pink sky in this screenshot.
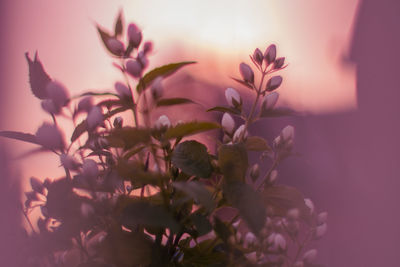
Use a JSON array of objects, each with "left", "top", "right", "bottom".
[{"left": 2, "top": 0, "right": 359, "bottom": 181}]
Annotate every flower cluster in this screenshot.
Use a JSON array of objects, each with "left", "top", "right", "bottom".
[{"left": 1, "top": 11, "right": 327, "bottom": 267}]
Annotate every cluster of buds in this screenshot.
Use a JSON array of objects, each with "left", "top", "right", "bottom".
[{"left": 272, "top": 125, "right": 295, "bottom": 161}]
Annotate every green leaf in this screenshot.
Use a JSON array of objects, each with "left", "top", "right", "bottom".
[
  {"left": 107, "top": 127, "right": 151, "bottom": 150},
  {"left": 136, "top": 61, "right": 196, "bottom": 93},
  {"left": 213, "top": 217, "right": 232, "bottom": 243},
  {"left": 165, "top": 121, "right": 220, "bottom": 140},
  {"left": 218, "top": 143, "right": 248, "bottom": 183},
  {"left": 260, "top": 107, "right": 296, "bottom": 118},
  {"left": 96, "top": 25, "right": 122, "bottom": 57},
  {"left": 231, "top": 77, "right": 253, "bottom": 90},
  {"left": 121, "top": 201, "right": 179, "bottom": 232},
  {"left": 173, "top": 181, "right": 215, "bottom": 212},
  {"left": 190, "top": 213, "right": 213, "bottom": 237},
  {"left": 207, "top": 106, "right": 241, "bottom": 115},
  {"left": 114, "top": 10, "right": 123, "bottom": 37},
  {"left": 171, "top": 140, "right": 213, "bottom": 178},
  {"left": 0, "top": 131, "right": 40, "bottom": 145},
  {"left": 156, "top": 97, "right": 196, "bottom": 107},
  {"left": 262, "top": 185, "right": 311, "bottom": 223},
  {"left": 245, "top": 136, "right": 271, "bottom": 151},
  {"left": 223, "top": 181, "right": 266, "bottom": 234},
  {"left": 78, "top": 91, "right": 118, "bottom": 98}
]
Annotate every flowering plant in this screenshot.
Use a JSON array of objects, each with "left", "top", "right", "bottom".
[{"left": 1, "top": 12, "right": 327, "bottom": 267}]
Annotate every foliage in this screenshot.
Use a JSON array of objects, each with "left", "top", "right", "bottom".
[{"left": 0, "top": 12, "right": 328, "bottom": 267}]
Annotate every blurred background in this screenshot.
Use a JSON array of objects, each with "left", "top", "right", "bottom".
[{"left": 1, "top": 0, "right": 399, "bottom": 266}]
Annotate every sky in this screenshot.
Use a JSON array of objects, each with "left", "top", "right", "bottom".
[{"left": 1, "top": 0, "right": 359, "bottom": 185}]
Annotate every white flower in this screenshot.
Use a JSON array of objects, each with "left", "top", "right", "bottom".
[
  {"left": 221, "top": 113, "right": 235, "bottom": 134},
  {"left": 35, "top": 122, "right": 64, "bottom": 150},
  {"left": 232, "top": 124, "right": 248, "bottom": 143},
  {"left": 82, "top": 159, "right": 99, "bottom": 178},
  {"left": 125, "top": 59, "right": 142, "bottom": 78},
  {"left": 262, "top": 92, "right": 279, "bottom": 111},
  {"left": 87, "top": 106, "right": 104, "bottom": 130},
  {"left": 60, "top": 154, "right": 80, "bottom": 171},
  {"left": 225, "top": 87, "right": 241, "bottom": 107},
  {"left": 303, "top": 249, "right": 317, "bottom": 263},
  {"left": 127, "top": 23, "right": 142, "bottom": 47},
  {"left": 46, "top": 80, "right": 69, "bottom": 107},
  {"left": 107, "top": 38, "right": 125, "bottom": 55},
  {"left": 151, "top": 77, "right": 163, "bottom": 99},
  {"left": 155, "top": 115, "right": 171, "bottom": 129},
  {"left": 267, "top": 233, "right": 286, "bottom": 251},
  {"left": 315, "top": 223, "right": 327, "bottom": 239},
  {"left": 115, "top": 82, "right": 131, "bottom": 99},
  {"left": 304, "top": 198, "right": 315, "bottom": 214},
  {"left": 317, "top": 211, "right": 328, "bottom": 224}
]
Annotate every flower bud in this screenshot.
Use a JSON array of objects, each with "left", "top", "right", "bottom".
[
  {"left": 113, "top": 116, "right": 123, "bottom": 128},
  {"left": 137, "top": 51, "right": 149, "bottom": 69},
  {"left": 317, "top": 211, "right": 328, "bottom": 225},
  {"left": 82, "top": 159, "right": 99, "bottom": 178},
  {"left": 253, "top": 48, "right": 263, "bottom": 65},
  {"left": 264, "top": 44, "right": 277, "bottom": 65},
  {"left": 87, "top": 106, "right": 104, "bottom": 130},
  {"left": 77, "top": 96, "right": 93, "bottom": 113},
  {"left": 36, "top": 122, "right": 65, "bottom": 150},
  {"left": 221, "top": 113, "right": 235, "bottom": 134},
  {"left": 115, "top": 82, "right": 131, "bottom": 99},
  {"left": 266, "top": 76, "right": 283, "bottom": 91},
  {"left": 274, "top": 57, "right": 285, "bottom": 69},
  {"left": 60, "top": 154, "right": 80, "bottom": 171},
  {"left": 304, "top": 198, "right": 315, "bottom": 214},
  {"left": 287, "top": 208, "right": 300, "bottom": 220},
  {"left": 41, "top": 99, "right": 60, "bottom": 115},
  {"left": 261, "top": 92, "right": 279, "bottom": 111},
  {"left": 239, "top": 63, "right": 254, "bottom": 83},
  {"left": 232, "top": 124, "right": 248, "bottom": 143},
  {"left": 281, "top": 125, "right": 294, "bottom": 142},
  {"left": 303, "top": 249, "right": 317, "bottom": 263},
  {"left": 274, "top": 233, "right": 287, "bottom": 250},
  {"left": 151, "top": 77, "right": 163, "bottom": 99},
  {"left": 107, "top": 38, "right": 125, "bottom": 55},
  {"left": 46, "top": 80, "right": 70, "bottom": 107},
  {"left": 30, "top": 177, "right": 44, "bottom": 194},
  {"left": 250, "top": 164, "right": 260, "bottom": 181},
  {"left": 127, "top": 23, "right": 142, "bottom": 47},
  {"left": 245, "top": 232, "right": 257, "bottom": 246},
  {"left": 155, "top": 115, "right": 171, "bottom": 129},
  {"left": 315, "top": 223, "right": 327, "bottom": 239},
  {"left": 80, "top": 202, "right": 94, "bottom": 218},
  {"left": 225, "top": 88, "right": 241, "bottom": 107},
  {"left": 268, "top": 169, "right": 278, "bottom": 184},
  {"left": 143, "top": 41, "right": 153, "bottom": 54},
  {"left": 125, "top": 59, "right": 142, "bottom": 78}
]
